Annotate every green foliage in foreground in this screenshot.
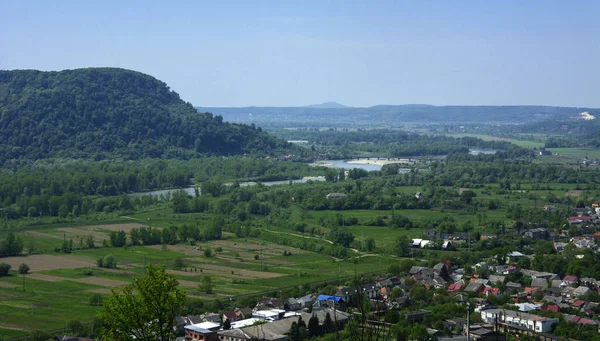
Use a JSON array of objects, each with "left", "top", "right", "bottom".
[{"left": 100, "top": 264, "right": 186, "bottom": 341}]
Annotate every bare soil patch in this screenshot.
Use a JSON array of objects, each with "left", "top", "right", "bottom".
[
  {"left": 72, "top": 277, "right": 129, "bottom": 287},
  {"left": 90, "top": 223, "right": 146, "bottom": 233},
  {"left": 24, "top": 231, "right": 62, "bottom": 240},
  {"left": 57, "top": 227, "right": 109, "bottom": 241},
  {"left": 177, "top": 279, "right": 200, "bottom": 288},
  {"left": 1, "top": 254, "right": 94, "bottom": 271},
  {"left": 0, "top": 323, "right": 27, "bottom": 331},
  {"left": 566, "top": 190, "right": 582, "bottom": 197},
  {"left": 27, "top": 273, "right": 67, "bottom": 282}
]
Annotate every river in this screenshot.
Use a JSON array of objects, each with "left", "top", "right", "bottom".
[{"left": 129, "top": 176, "right": 326, "bottom": 198}]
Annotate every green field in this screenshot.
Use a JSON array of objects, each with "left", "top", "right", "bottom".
[{"left": 547, "top": 147, "right": 600, "bottom": 159}]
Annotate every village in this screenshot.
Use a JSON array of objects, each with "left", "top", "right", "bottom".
[{"left": 164, "top": 203, "right": 600, "bottom": 341}]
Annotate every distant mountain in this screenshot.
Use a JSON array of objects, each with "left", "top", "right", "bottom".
[
  {"left": 196, "top": 104, "right": 600, "bottom": 128},
  {"left": 0, "top": 68, "right": 294, "bottom": 165},
  {"left": 307, "top": 102, "right": 349, "bottom": 109}
]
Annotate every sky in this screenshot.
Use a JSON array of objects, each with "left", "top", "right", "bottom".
[{"left": 1, "top": 0, "right": 599, "bottom": 108}]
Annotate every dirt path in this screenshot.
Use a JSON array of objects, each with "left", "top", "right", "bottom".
[
  {"left": 1, "top": 255, "right": 93, "bottom": 271},
  {"left": 72, "top": 277, "right": 129, "bottom": 287},
  {"left": 27, "top": 274, "right": 67, "bottom": 282}
]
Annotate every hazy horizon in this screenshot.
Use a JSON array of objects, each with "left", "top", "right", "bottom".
[{"left": 2, "top": 0, "right": 599, "bottom": 108}]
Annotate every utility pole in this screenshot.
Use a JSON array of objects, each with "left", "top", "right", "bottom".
[{"left": 466, "top": 301, "right": 471, "bottom": 340}]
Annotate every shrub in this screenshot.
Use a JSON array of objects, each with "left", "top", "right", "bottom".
[
  {"left": 204, "top": 248, "right": 213, "bottom": 257},
  {"left": 98, "top": 254, "right": 116, "bottom": 268},
  {"left": 18, "top": 263, "right": 30, "bottom": 274},
  {"left": 89, "top": 293, "right": 103, "bottom": 306},
  {"left": 0, "top": 263, "right": 10, "bottom": 276},
  {"left": 173, "top": 257, "right": 185, "bottom": 268}
]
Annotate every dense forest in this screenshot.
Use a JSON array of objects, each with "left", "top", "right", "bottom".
[{"left": 0, "top": 68, "right": 296, "bottom": 166}]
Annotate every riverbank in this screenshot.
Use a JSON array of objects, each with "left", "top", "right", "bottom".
[{"left": 346, "top": 158, "right": 413, "bottom": 166}]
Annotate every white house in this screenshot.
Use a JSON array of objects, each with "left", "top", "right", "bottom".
[{"left": 480, "top": 309, "right": 559, "bottom": 333}]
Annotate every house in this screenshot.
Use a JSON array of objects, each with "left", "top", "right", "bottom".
[
  {"left": 433, "top": 262, "right": 450, "bottom": 277},
  {"left": 415, "top": 192, "right": 423, "bottom": 199},
  {"left": 184, "top": 324, "right": 218, "bottom": 341},
  {"left": 524, "top": 228, "right": 549, "bottom": 240},
  {"left": 284, "top": 298, "right": 301, "bottom": 311},
  {"left": 411, "top": 239, "right": 430, "bottom": 248},
  {"left": 504, "top": 282, "right": 522, "bottom": 294},
  {"left": 294, "top": 294, "right": 314, "bottom": 309},
  {"left": 444, "top": 318, "right": 467, "bottom": 333},
  {"left": 531, "top": 278, "right": 549, "bottom": 291},
  {"left": 488, "top": 275, "right": 506, "bottom": 285},
  {"left": 545, "top": 287, "right": 563, "bottom": 297},
  {"left": 554, "top": 242, "right": 568, "bottom": 251},
  {"left": 464, "top": 282, "right": 485, "bottom": 294},
  {"left": 448, "top": 282, "right": 463, "bottom": 293},
  {"left": 543, "top": 204, "right": 556, "bottom": 212},
  {"left": 572, "top": 286, "right": 591, "bottom": 298},
  {"left": 580, "top": 277, "right": 597, "bottom": 289},
  {"left": 562, "top": 275, "right": 578, "bottom": 286},
  {"left": 219, "top": 310, "right": 350, "bottom": 341},
  {"left": 469, "top": 328, "right": 507, "bottom": 341},
  {"left": 223, "top": 311, "right": 241, "bottom": 323},
  {"left": 568, "top": 216, "right": 593, "bottom": 225},
  {"left": 571, "top": 236, "right": 597, "bottom": 250},
  {"left": 568, "top": 315, "right": 598, "bottom": 326},
  {"left": 506, "top": 251, "right": 525, "bottom": 264},
  {"left": 538, "top": 304, "right": 560, "bottom": 313},
  {"left": 405, "top": 310, "right": 430, "bottom": 324},
  {"left": 481, "top": 309, "right": 559, "bottom": 333},
  {"left": 256, "top": 298, "right": 285, "bottom": 310},
  {"left": 326, "top": 193, "right": 347, "bottom": 199},
  {"left": 483, "top": 286, "right": 502, "bottom": 297}
]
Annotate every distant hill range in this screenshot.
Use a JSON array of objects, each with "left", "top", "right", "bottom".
[
  {"left": 0, "top": 68, "right": 293, "bottom": 165},
  {"left": 306, "top": 102, "right": 349, "bottom": 109},
  {"left": 196, "top": 104, "right": 600, "bottom": 128}
]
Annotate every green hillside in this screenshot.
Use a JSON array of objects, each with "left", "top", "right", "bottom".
[{"left": 0, "top": 68, "right": 293, "bottom": 165}]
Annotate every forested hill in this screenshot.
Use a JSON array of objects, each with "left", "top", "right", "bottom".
[{"left": 0, "top": 68, "right": 293, "bottom": 166}]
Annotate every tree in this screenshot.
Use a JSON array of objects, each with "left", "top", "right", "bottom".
[
  {"left": 223, "top": 318, "right": 231, "bottom": 330},
  {"left": 100, "top": 265, "right": 186, "bottom": 341},
  {"left": 323, "top": 312, "right": 335, "bottom": 333},
  {"left": 84, "top": 235, "right": 96, "bottom": 249},
  {"left": 98, "top": 254, "right": 116, "bottom": 268},
  {"left": 364, "top": 237, "right": 375, "bottom": 252},
  {"left": 204, "top": 248, "right": 213, "bottom": 257},
  {"left": 89, "top": 293, "right": 103, "bottom": 306},
  {"left": 29, "top": 330, "right": 52, "bottom": 341},
  {"left": 67, "top": 319, "right": 86, "bottom": 336},
  {"left": 328, "top": 226, "right": 355, "bottom": 247},
  {"left": 0, "top": 232, "right": 24, "bottom": 257},
  {"left": 289, "top": 321, "right": 301, "bottom": 341},
  {"left": 394, "top": 236, "right": 410, "bottom": 257},
  {"left": 200, "top": 276, "right": 213, "bottom": 294},
  {"left": 308, "top": 314, "right": 320, "bottom": 337},
  {"left": 0, "top": 263, "right": 10, "bottom": 276},
  {"left": 18, "top": 263, "right": 29, "bottom": 274}
]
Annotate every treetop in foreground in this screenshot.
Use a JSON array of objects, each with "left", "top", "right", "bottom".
[{"left": 100, "top": 264, "right": 186, "bottom": 341}]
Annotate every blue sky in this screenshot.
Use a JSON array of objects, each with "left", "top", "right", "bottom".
[{"left": 1, "top": 0, "right": 599, "bottom": 107}]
